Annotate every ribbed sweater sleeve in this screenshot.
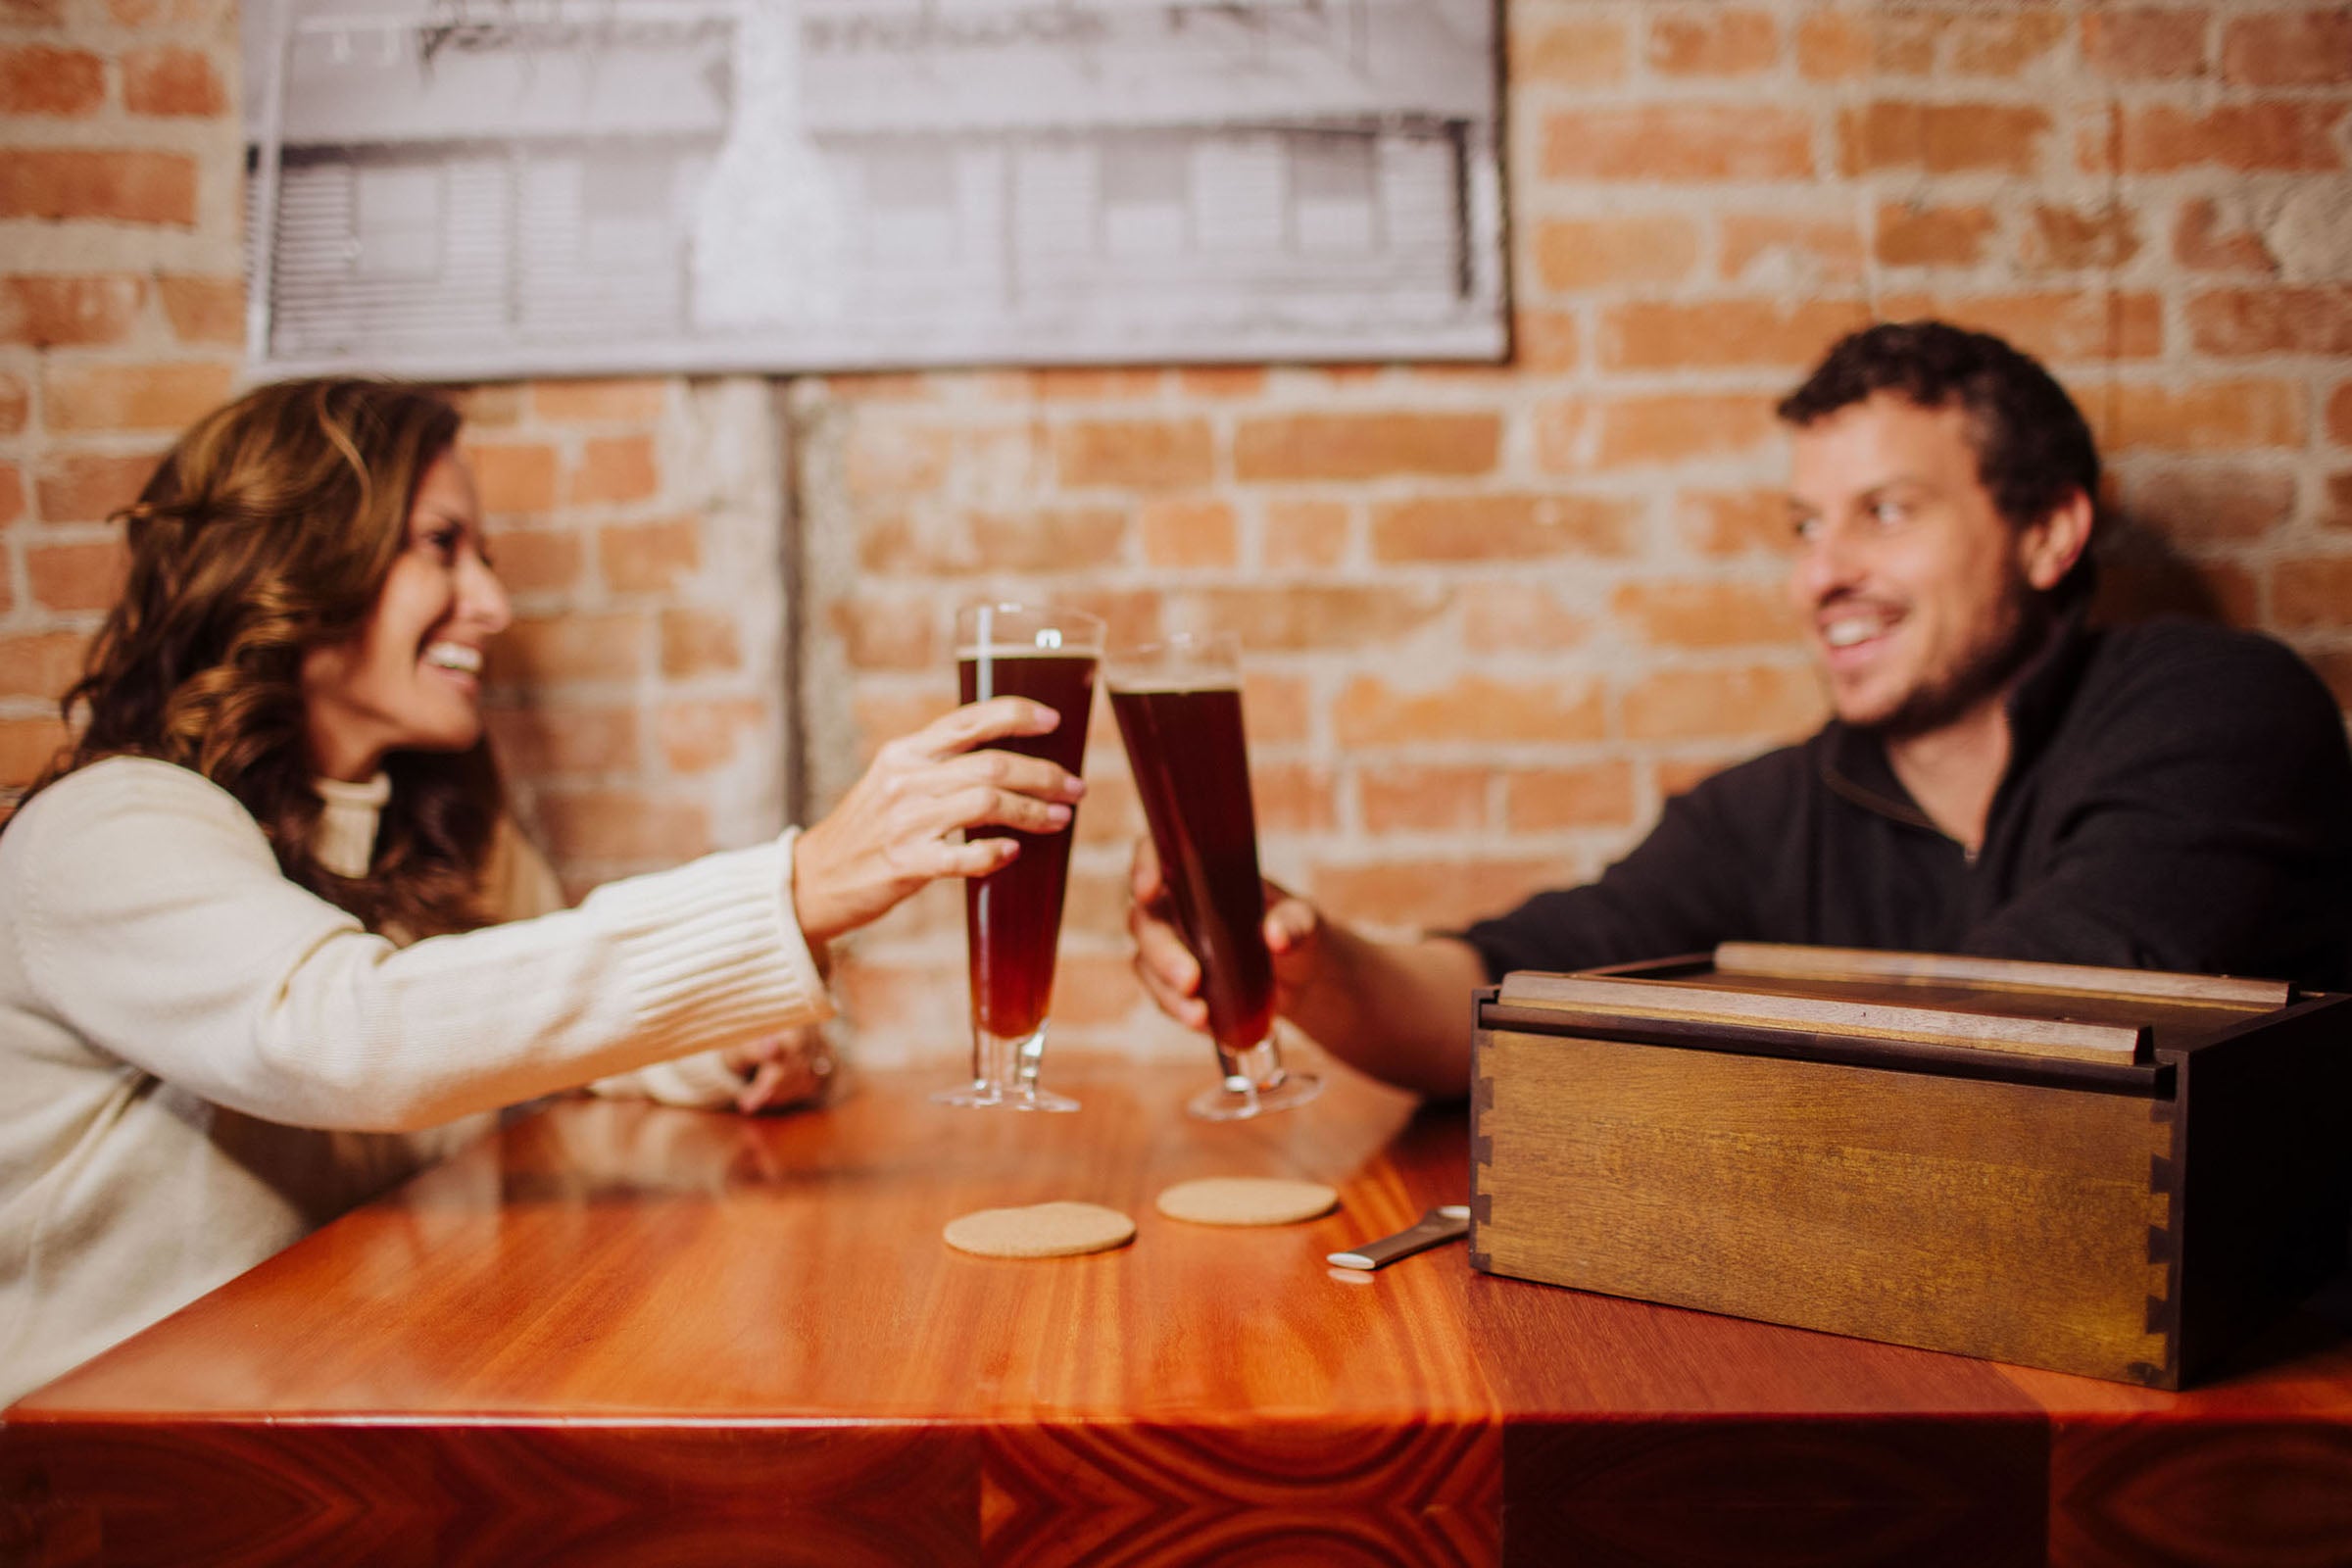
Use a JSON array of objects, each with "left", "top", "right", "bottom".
[{"left": 2, "top": 759, "right": 833, "bottom": 1132}]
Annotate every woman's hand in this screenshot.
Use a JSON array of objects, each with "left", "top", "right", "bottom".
[
  {"left": 1126, "top": 836, "right": 1323, "bottom": 1032},
  {"left": 723, "top": 1025, "right": 834, "bottom": 1115},
  {"left": 791, "top": 697, "right": 1085, "bottom": 948}
]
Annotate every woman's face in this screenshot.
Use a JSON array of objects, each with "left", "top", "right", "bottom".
[{"left": 302, "top": 451, "right": 512, "bottom": 783}]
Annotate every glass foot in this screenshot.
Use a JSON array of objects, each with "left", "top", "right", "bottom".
[
  {"left": 1186, "top": 1071, "right": 1322, "bottom": 1122},
  {"left": 931, "top": 1080, "right": 1081, "bottom": 1112}
]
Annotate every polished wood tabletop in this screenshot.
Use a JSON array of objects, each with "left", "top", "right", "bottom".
[{"left": 6, "top": 1052, "right": 2350, "bottom": 1566}]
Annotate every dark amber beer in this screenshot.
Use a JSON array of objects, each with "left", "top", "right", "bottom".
[
  {"left": 1109, "top": 683, "right": 1274, "bottom": 1055},
  {"left": 1107, "top": 633, "right": 1319, "bottom": 1120},
  {"left": 960, "top": 648, "right": 1095, "bottom": 1043}
]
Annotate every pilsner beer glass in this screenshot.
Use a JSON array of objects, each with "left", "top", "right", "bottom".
[
  {"left": 934, "top": 603, "right": 1102, "bottom": 1112},
  {"left": 1108, "top": 632, "right": 1321, "bottom": 1121}
]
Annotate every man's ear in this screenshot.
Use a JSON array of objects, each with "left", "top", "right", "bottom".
[{"left": 2020, "top": 489, "right": 2095, "bottom": 592}]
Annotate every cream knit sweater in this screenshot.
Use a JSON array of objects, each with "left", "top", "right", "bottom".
[{"left": 0, "top": 757, "right": 833, "bottom": 1401}]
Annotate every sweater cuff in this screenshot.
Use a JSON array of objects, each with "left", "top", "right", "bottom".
[
  {"left": 579, "top": 828, "right": 835, "bottom": 1047},
  {"left": 588, "top": 1048, "right": 749, "bottom": 1108}
]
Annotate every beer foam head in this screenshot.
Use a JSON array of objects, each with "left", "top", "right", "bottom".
[{"left": 1105, "top": 675, "right": 1242, "bottom": 694}]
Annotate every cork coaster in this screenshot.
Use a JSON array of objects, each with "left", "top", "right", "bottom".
[
  {"left": 943, "top": 1201, "right": 1137, "bottom": 1259},
  {"left": 1155, "top": 1178, "right": 1340, "bottom": 1227}
]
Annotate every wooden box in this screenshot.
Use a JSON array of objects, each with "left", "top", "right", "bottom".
[{"left": 1468, "top": 944, "right": 2352, "bottom": 1388}]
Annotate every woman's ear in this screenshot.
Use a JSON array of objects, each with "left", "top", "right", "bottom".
[{"left": 2021, "top": 489, "right": 2095, "bottom": 593}]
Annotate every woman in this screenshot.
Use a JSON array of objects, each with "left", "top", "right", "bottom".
[{"left": 0, "top": 378, "right": 1080, "bottom": 1401}]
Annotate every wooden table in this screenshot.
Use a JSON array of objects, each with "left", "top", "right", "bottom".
[{"left": 6, "top": 1054, "right": 2350, "bottom": 1566}]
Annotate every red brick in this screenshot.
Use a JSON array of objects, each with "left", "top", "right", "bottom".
[
  {"left": 0, "top": 715, "right": 72, "bottom": 791},
  {"left": 1600, "top": 298, "right": 1870, "bottom": 372},
  {"left": 44, "top": 360, "right": 230, "bottom": 433},
  {"left": 844, "top": 423, "right": 954, "bottom": 499},
  {"left": 2327, "top": 472, "right": 2352, "bottom": 531},
  {"left": 1840, "top": 101, "right": 2052, "bottom": 175},
  {"left": 1794, "top": 10, "right": 1936, "bottom": 79},
  {"left": 1459, "top": 582, "right": 1592, "bottom": 654},
  {"left": 1648, "top": 10, "right": 1778, "bottom": 75},
  {"left": 2330, "top": 384, "right": 2352, "bottom": 446},
  {"left": 969, "top": 506, "right": 1129, "bottom": 572},
  {"left": 1877, "top": 290, "right": 2164, "bottom": 363},
  {"left": 1370, "top": 492, "right": 1636, "bottom": 563},
  {"left": 2115, "top": 461, "right": 2298, "bottom": 544},
  {"left": 106, "top": 0, "right": 230, "bottom": 26},
  {"left": 1949, "top": 11, "right": 2069, "bottom": 75},
  {"left": 599, "top": 517, "right": 701, "bottom": 593},
  {"left": 1504, "top": 761, "right": 1639, "bottom": 833},
  {"left": 1072, "top": 769, "right": 1144, "bottom": 849},
  {"left": 0, "top": 461, "right": 22, "bottom": 527},
  {"left": 483, "top": 705, "right": 640, "bottom": 777},
  {"left": 0, "top": 0, "right": 66, "bottom": 24},
  {"left": 829, "top": 593, "right": 936, "bottom": 672},
  {"left": 1681, "top": 488, "right": 1792, "bottom": 557},
  {"left": 1515, "top": 309, "right": 1580, "bottom": 372},
  {"left": 1024, "top": 367, "right": 1162, "bottom": 400},
  {"left": 26, "top": 538, "right": 129, "bottom": 612},
  {"left": 1054, "top": 417, "right": 1213, "bottom": 489},
  {"left": 531, "top": 377, "right": 668, "bottom": 423},
  {"left": 2173, "top": 197, "right": 2277, "bottom": 274},
  {"left": 1622, "top": 663, "right": 1826, "bottom": 742},
  {"left": 2023, "top": 202, "right": 2142, "bottom": 272},
  {"left": 1262, "top": 499, "right": 1349, "bottom": 569},
  {"left": 1531, "top": 215, "right": 1700, "bottom": 293},
  {"left": 0, "top": 45, "right": 103, "bottom": 115},
  {"left": 1719, "top": 214, "right": 1866, "bottom": 285},
  {"left": 1544, "top": 105, "right": 1813, "bottom": 182},
  {"left": 2082, "top": 9, "right": 2209, "bottom": 80},
  {"left": 1335, "top": 673, "right": 1605, "bottom": 747},
  {"left": 2099, "top": 379, "right": 2305, "bottom": 452},
  {"left": 1176, "top": 367, "right": 1266, "bottom": 399},
  {"left": 448, "top": 382, "right": 524, "bottom": 427},
  {"left": 1613, "top": 579, "right": 1800, "bottom": 650},
  {"left": 1309, "top": 857, "right": 1578, "bottom": 934},
  {"left": 1140, "top": 498, "right": 1236, "bottom": 569},
  {"left": 1595, "top": 395, "right": 1780, "bottom": 469},
  {"left": 2107, "top": 103, "right": 2344, "bottom": 173},
  {"left": 464, "top": 441, "right": 559, "bottom": 515},
  {"left": 2270, "top": 555, "right": 2352, "bottom": 629},
  {"left": 1873, "top": 203, "right": 1996, "bottom": 268},
  {"left": 500, "top": 612, "right": 649, "bottom": 685},
  {"left": 32, "top": 451, "right": 157, "bottom": 523},
  {"left": 1250, "top": 760, "right": 1337, "bottom": 834},
  {"left": 2186, "top": 287, "right": 2352, "bottom": 357},
  {"left": 2309, "top": 648, "right": 2352, "bottom": 710},
  {"left": 533, "top": 788, "right": 710, "bottom": 864},
  {"left": 1658, "top": 753, "right": 1752, "bottom": 798},
  {"left": 0, "top": 274, "right": 146, "bottom": 347},
  {"left": 2223, "top": 11, "right": 2352, "bottom": 85},
  {"left": 483, "top": 527, "right": 583, "bottom": 595},
  {"left": 1360, "top": 763, "right": 1490, "bottom": 834},
  {"left": 0, "top": 630, "right": 86, "bottom": 698},
  {"left": 122, "top": 46, "right": 225, "bottom": 116},
  {"left": 567, "top": 435, "right": 659, "bottom": 507},
  {"left": 661, "top": 608, "right": 742, "bottom": 678},
  {"left": 1175, "top": 584, "right": 1446, "bottom": 653},
  {"left": 2091, "top": 552, "right": 2258, "bottom": 625},
  {"left": 1236, "top": 413, "right": 1499, "bottom": 482},
  {"left": 0, "top": 373, "right": 25, "bottom": 435},
  {"left": 0, "top": 149, "right": 197, "bottom": 224},
  {"left": 657, "top": 697, "right": 767, "bottom": 775},
  {"left": 1514, "top": 16, "right": 1631, "bottom": 85},
  {"left": 155, "top": 274, "right": 241, "bottom": 344}
]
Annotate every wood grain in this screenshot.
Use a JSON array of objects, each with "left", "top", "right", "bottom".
[
  {"left": 1712, "top": 943, "right": 2292, "bottom": 1009},
  {"left": 5, "top": 1055, "right": 2350, "bottom": 1566}
]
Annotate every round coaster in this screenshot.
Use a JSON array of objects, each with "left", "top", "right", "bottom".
[
  {"left": 943, "top": 1200, "right": 1137, "bottom": 1259},
  {"left": 1155, "top": 1177, "right": 1340, "bottom": 1227}
]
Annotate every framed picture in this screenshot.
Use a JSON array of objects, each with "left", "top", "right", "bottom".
[{"left": 241, "top": 0, "right": 1506, "bottom": 376}]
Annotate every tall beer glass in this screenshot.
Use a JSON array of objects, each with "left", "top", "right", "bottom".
[
  {"left": 935, "top": 603, "right": 1102, "bottom": 1112},
  {"left": 1108, "top": 633, "right": 1321, "bottom": 1121}
]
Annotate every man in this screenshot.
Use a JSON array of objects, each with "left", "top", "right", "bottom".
[{"left": 1130, "top": 320, "right": 2352, "bottom": 1096}]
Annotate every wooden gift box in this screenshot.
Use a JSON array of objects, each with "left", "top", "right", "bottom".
[{"left": 1468, "top": 944, "right": 2352, "bottom": 1389}]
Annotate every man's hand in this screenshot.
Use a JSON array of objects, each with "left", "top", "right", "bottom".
[
  {"left": 1127, "top": 836, "right": 1325, "bottom": 1032},
  {"left": 792, "top": 697, "right": 1085, "bottom": 948}
]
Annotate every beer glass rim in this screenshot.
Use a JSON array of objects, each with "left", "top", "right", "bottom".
[
  {"left": 1104, "top": 630, "right": 1242, "bottom": 689},
  {"left": 955, "top": 602, "right": 1105, "bottom": 655}
]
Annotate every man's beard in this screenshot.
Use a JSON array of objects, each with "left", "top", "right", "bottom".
[{"left": 1868, "top": 575, "right": 2053, "bottom": 741}]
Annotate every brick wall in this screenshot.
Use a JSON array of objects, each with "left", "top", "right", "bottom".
[{"left": 5, "top": 1, "right": 2348, "bottom": 1075}]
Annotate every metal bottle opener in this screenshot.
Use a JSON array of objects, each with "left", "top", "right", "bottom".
[{"left": 1326, "top": 1204, "right": 1472, "bottom": 1270}]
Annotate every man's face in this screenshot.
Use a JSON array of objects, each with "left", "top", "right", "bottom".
[{"left": 1785, "top": 394, "right": 2045, "bottom": 737}]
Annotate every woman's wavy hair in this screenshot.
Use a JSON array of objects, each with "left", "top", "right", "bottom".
[{"left": 19, "top": 377, "right": 501, "bottom": 938}]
